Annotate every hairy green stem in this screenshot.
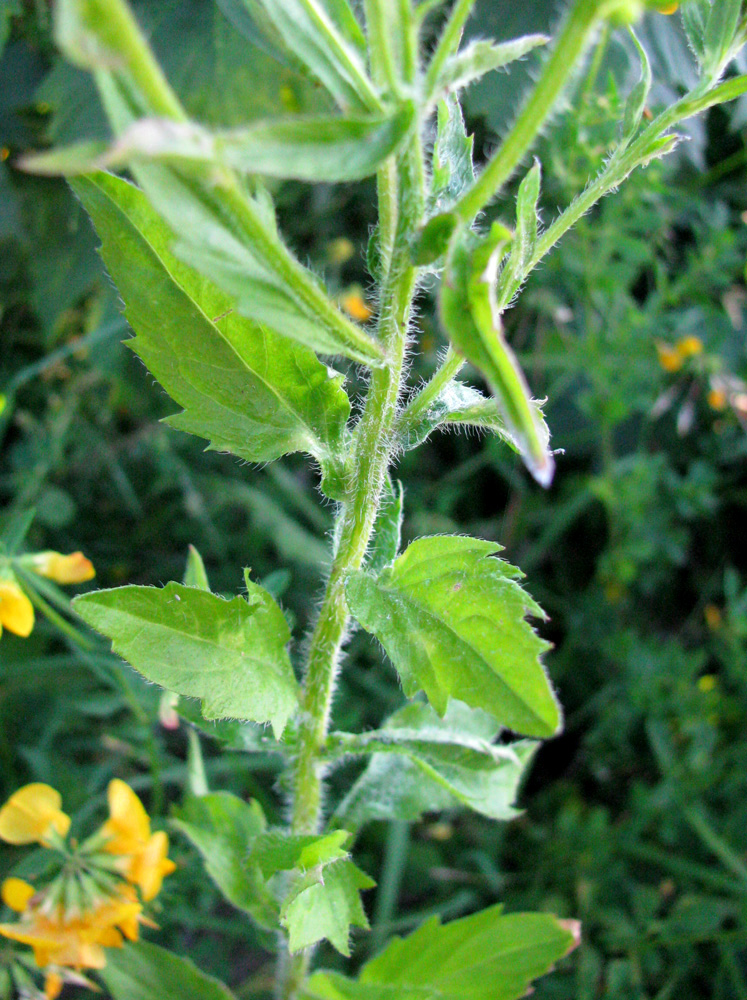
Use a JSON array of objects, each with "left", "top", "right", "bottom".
[
  {"left": 453, "top": 0, "right": 602, "bottom": 222},
  {"left": 424, "top": 0, "right": 477, "bottom": 96},
  {"left": 280, "top": 133, "right": 423, "bottom": 997},
  {"left": 397, "top": 345, "right": 465, "bottom": 437}
]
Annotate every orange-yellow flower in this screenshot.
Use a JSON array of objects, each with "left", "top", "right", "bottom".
[
  {"left": 0, "top": 889, "right": 142, "bottom": 971},
  {"left": 101, "top": 780, "right": 175, "bottom": 901},
  {"left": 0, "top": 784, "right": 71, "bottom": 845},
  {"left": 341, "top": 291, "right": 374, "bottom": 323},
  {"left": 658, "top": 2, "right": 678, "bottom": 13},
  {"left": 28, "top": 551, "right": 95, "bottom": 585},
  {"left": 0, "top": 579, "right": 34, "bottom": 638},
  {"left": 676, "top": 335, "right": 703, "bottom": 358},
  {"left": 44, "top": 971, "right": 63, "bottom": 999}
]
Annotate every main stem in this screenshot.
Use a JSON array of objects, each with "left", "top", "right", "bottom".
[{"left": 280, "top": 143, "right": 421, "bottom": 999}]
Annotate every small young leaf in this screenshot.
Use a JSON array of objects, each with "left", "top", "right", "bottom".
[
  {"left": 346, "top": 536, "right": 560, "bottom": 738},
  {"left": 303, "top": 906, "right": 579, "bottom": 1000},
  {"left": 282, "top": 858, "right": 375, "bottom": 955},
  {"left": 172, "top": 793, "right": 279, "bottom": 929},
  {"left": 428, "top": 95, "right": 474, "bottom": 216},
  {"left": 397, "top": 380, "right": 549, "bottom": 455},
  {"left": 251, "top": 829, "right": 351, "bottom": 878},
  {"left": 621, "top": 29, "right": 652, "bottom": 141},
  {"left": 441, "top": 224, "right": 555, "bottom": 487},
  {"left": 434, "top": 35, "right": 549, "bottom": 95},
  {"left": 366, "top": 477, "right": 404, "bottom": 575},
  {"left": 74, "top": 581, "right": 299, "bottom": 738},
  {"left": 101, "top": 942, "right": 237, "bottom": 1000},
  {"left": 682, "top": 0, "right": 710, "bottom": 64},
  {"left": 71, "top": 172, "right": 352, "bottom": 483},
  {"left": 332, "top": 700, "right": 538, "bottom": 827},
  {"left": 184, "top": 545, "right": 210, "bottom": 591},
  {"left": 496, "top": 160, "right": 541, "bottom": 310}
]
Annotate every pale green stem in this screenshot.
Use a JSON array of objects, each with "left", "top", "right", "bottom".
[
  {"left": 424, "top": 0, "right": 477, "bottom": 96},
  {"left": 365, "top": 0, "right": 401, "bottom": 91},
  {"left": 397, "top": 345, "right": 465, "bottom": 436},
  {"left": 453, "top": 0, "right": 603, "bottom": 222}
]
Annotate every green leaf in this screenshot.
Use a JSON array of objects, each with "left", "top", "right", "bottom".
[
  {"left": 441, "top": 223, "right": 555, "bottom": 487},
  {"left": 177, "top": 698, "right": 284, "bottom": 753},
  {"left": 622, "top": 28, "right": 652, "bottom": 141},
  {"left": 703, "top": 0, "right": 742, "bottom": 78},
  {"left": 682, "top": 0, "right": 710, "bottom": 65},
  {"left": 248, "top": 829, "right": 374, "bottom": 955},
  {"left": 397, "top": 380, "right": 549, "bottom": 455},
  {"left": 345, "top": 536, "right": 560, "bottom": 738},
  {"left": 434, "top": 35, "right": 549, "bottom": 95},
  {"left": 366, "top": 477, "right": 404, "bottom": 574},
  {"left": 250, "top": 829, "right": 351, "bottom": 878},
  {"left": 74, "top": 580, "right": 299, "bottom": 737},
  {"left": 250, "top": 0, "right": 380, "bottom": 112},
  {"left": 216, "top": 106, "right": 415, "bottom": 181},
  {"left": 70, "top": 172, "right": 352, "bottom": 484},
  {"left": 429, "top": 95, "right": 474, "bottom": 215},
  {"left": 172, "top": 792, "right": 279, "bottom": 930},
  {"left": 184, "top": 545, "right": 210, "bottom": 591},
  {"left": 101, "top": 941, "right": 237, "bottom": 1000},
  {"left": 27, "top": 106, "right": 415, "bottom": 183},
  {"left": 331, "top": 700, "right": 538, "bottom": 827},
  {"left": 496, "top": 160, "right": 541, "bottom": 311},
  {"left": 283, "top": 857, "right": 375, "bottom": 955},
  {"left": 302, "top": 906, "right": 580, "bottom": 1000}
]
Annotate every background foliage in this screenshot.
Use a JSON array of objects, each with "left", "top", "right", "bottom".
[{"left": 1, "top": 1, "right": 747, "bottom": 997}]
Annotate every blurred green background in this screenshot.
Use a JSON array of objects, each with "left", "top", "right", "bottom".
[{"left": 2, "top": 1, "right": 747, "bottom": 997}]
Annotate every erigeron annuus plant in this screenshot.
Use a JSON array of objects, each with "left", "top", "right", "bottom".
[{"left": 12, "top": 0, "right": 747, "bottom": 996}]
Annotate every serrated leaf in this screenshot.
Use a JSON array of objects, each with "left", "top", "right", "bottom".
[
  {"left": 172, "top": 792, "right": 278, "bottom": 929},
  {"left": 435, "top": 35, "right": 548, "bottom": 95},
  {"left": 251, "top": 0, "right": 379, "bottom": 112},
  {"left": 251, "top": 829, "right": 351, "bottom": 879},
  {"left": 283, "top": 857, "right": 375, "bottom": 955},
  {"left": 366, "top": 477, "right": 404, "bottom": 574},
  {"left": 101, "top": 941, "right": 237, "bottom": 1000},
  {"left": 622, "top": 28, "right": 652, "bottom": 140},
  {"left": 70, "top": 172, "right": 352, "bottom": 486},
  {"left": 441, "top": 224, "right": 554, "bottom": 487},
  {"left": 74, "top": 581, "right": 299, "bottom": 737},
  {"left": 346, "top": 536, "right": 560, "bottom": 738},
  {"left": 302, "top": 906, "right": 579, "bottom": 1000},
  {"left": 332, "top": 700, "right": 538, "bottom": 827}
]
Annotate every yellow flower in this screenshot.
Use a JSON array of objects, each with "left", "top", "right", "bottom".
[
  {"left": 0, "top": 888, "right": 142, "bottom": 972},
  {"left": 707, "top": 388, "right": 728, "bottom": 411},
  {"left": 341, "top": 291, "right": 374, "bottom": 323},
  {"left": 0, "top": 579, "right": 35, "bottom": 638},
  {"left": 101, "top": 780, "right": 175, "bottom": 901},
  {"left": 28, "top": 551, "right": 96, "bottom": 585},
  {"left": 0, "top": 784, "right": 71, "bottom": 845},
  {"left": 698, "top": 673, "right": 717, "bottom": 693},
  {"left": 658, "top": 2, "right": 678, "bottom": 12},
  {"left": 2, "top": 877, "right": 37, "bottom": 912},
  {"left": 656, "top": 342, "right": 683, "bottom": 373},
  {"left": 676, "top": 335, "right": 703, "bottom": 358}
]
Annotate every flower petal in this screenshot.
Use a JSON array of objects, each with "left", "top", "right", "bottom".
[
  {"left": 0, "top": 784, "right": 70, "bottom": 845},
  {"left": 1, "top": 877, "right": 36, "bottom": 912},
  {"left": 0, "top": 581, "right": 35, "bottom": 638}
]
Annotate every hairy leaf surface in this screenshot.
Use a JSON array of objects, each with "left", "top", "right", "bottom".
[
  {"left": 332, "top": 700, "right": 538, "bottom": 826},
  {"left": 75, "top": 581, "right": 298, "bottom": 737},
  {"left": 346, "top": 536, "right": 560, "bottom": 737},
  {"left": 71, "top": 172, "right": 351, "bottom": 481}
]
